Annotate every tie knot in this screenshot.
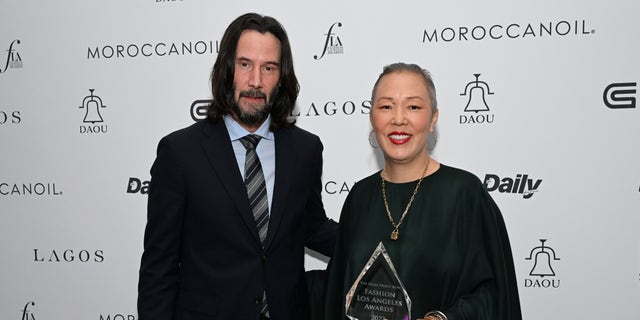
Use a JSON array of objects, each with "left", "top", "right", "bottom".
[{"left": 239, "top": 134, "right": 262, "bottom": 150}]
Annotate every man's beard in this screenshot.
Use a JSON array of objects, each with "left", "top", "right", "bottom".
[{"left": 231, "top": 88, "right": 273, "bottom": 126}]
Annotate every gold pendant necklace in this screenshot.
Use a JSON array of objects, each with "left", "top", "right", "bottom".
[{"left": 381, "top": 158, "right": 430, "bottom": 240}]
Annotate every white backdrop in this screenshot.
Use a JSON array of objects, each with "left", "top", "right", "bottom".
[{"left": 1, "top": 0, "right": 639, "bottom": 319}]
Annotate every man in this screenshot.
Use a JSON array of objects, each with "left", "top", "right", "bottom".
[{"left": 138, "top": 13, "right": 338, "bottom": 320}]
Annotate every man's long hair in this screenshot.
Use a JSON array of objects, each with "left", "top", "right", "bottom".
[{"left": 207, "top": 13, "right": 299, "bottom": 130}]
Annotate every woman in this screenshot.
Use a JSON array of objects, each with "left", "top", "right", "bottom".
[{"left": 313, "top": 63, "right": 522, "bottom": 320}]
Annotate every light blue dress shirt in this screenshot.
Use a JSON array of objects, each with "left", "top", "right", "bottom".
[{"left": 223, "top": 114, "right": 275, "bottom": 215}]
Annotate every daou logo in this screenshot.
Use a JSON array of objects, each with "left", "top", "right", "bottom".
[
  {"left": 79, "top": 89, "right": 108, "bottom": 134},
  {"left": 524, "top": 239, "right": 560, "bottom": 288},
  {"left": 459, "top": 74, "right": 495, "bottom": 124}
]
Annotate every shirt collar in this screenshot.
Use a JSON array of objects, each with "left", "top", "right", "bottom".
[{"left": 223, "top": 114, "right": 274, "bottom": 141}]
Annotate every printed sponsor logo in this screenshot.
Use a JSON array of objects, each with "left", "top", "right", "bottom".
[
  {"left": 79, "top": 89, "right": 108, "bottom": 134},
  {"left": 604, "top": 82, "right": 637, "bottom": 109},
  {"left": 483, "top": 174, "right": 542, "bottom": 199},
  {"left": 20, "top": 301, "right": 35, "bottom": 320},
  {"left": 423, "top": 19, "right": 594, "bottom": 44},
  {"left": 314, "top": 22, "right": 344, "bottom": 60},
  {"left": 99, "top": 314, "right": 137, "bottom": 320},
  {"left": 190, "top": 99, "right": 211, "bottom": 122},
  {"left": 0, "top": 182, "right": 62, "bottom": 196},
  {"left": 291, "top": 99, "right": 371, "bottom": 117},
  {"left": 127, "top": 177, "right": 149, "bottom": 195},
  {"left": 459, "top": 74, "right": 495, "bottom": 125},
  {"left": 33, "top": 249, "right": 104, "bottom": 263},
  {"left": 524, "top": 239, "right": 561, "bottom": 288},
  {"left": 0, "top": 110, "right": 21, "bottom": 124},
  {"left": 0, "top": 39, "right": 23, "bottom": 74},
  {"left": 190, "top": 99, "right": 371, "bottom": 121},
  {"left": 323, "top": 180, "right": 356, "bottom": 195},
  {"left": 87, "top": 41, "right": 217, "bottom": 59}
]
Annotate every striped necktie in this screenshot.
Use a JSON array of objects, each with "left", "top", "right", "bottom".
[
  {"left": 239, "top": 134, "right": 270, "bottom": 318},
  {"left": 239, "top": 134, "right": 269, "bottom": 242}
]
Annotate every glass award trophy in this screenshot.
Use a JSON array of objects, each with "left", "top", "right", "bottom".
[{"left": 345, "top": 242, "right": 411, "bottom": 320}]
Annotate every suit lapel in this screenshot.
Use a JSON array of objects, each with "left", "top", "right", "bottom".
[
  {"left": 200, "top": 120, "right": 262, "bottom": 244},
  {"left": 264, "top": 127, "right": 294, "bottom": 248}
]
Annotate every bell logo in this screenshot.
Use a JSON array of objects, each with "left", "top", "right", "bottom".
[
  {"left": 459, "top": 74, "right": 495, "bottom": 124},
  {"left": 79, "top": 89, "right": 108, "bottom": 134},
  {"left": 524, "top": 239, "right": 561, "bottom": 288}
]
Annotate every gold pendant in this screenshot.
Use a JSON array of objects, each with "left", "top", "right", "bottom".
[{"left": 390, "top": 229, "right": 399, "bottom": 240}]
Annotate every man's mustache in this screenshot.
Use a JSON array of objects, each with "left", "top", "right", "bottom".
[{"left": 240, "top": 89, "right": 266, "bottom": 99}]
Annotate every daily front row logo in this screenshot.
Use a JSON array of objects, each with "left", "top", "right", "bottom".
[
  {"left": 483, "top": 173, "right": 542, "bottom": 199},
  {"left": 459, "top": 74, "right": 495, "bottom": 124},
  {"left": 79, "top": 89, "right": 108, "bottom": 134}
]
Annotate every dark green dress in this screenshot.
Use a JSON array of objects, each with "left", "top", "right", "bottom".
[{"left": 309, "top": 164, "right": 522, "bottom": 320}]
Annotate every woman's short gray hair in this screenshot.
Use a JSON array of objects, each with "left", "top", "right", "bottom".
[{"left": 370, "top": 62, "right": 437, "bottom": 113}]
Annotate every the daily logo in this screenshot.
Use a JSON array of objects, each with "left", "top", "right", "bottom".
[
  {"left": 20, "top": 301, "right": 35, "bottom": 320},
  {"left": 314, "top": 22, "right": 344, "bottom": 60},
  {"left": 524, "top": 239, "right": 560, "bottom": 288},
  {"left": 0, "top": 39, "right": 23, "bottom": 74},
  {"left": 79, "top": 89, "right": 108, "bottom": 134},
  {"left": 483, "top": 173, "right": 542, "bottom": 199},
  {"left": 127, "top": 177, "right": 149, "bottom": 195},
  {"left": 423, "top": 19, "right": 594, "bottom": 44},
  {"left": 459, "top": 74, "right": 495, "bottom": 125},
  {"left": 603, "top": 82, "right": 637, "bottom": 109}
]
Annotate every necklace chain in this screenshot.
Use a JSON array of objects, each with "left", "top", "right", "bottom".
[{"left": 381, "top": 158, "right": 430, "bottom": 240}]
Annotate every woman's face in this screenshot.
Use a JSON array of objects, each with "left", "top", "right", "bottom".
[{"left": 371, "top": 70, "right": 438, "bottom": 165}]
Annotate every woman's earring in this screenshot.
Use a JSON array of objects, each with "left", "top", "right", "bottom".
[
  {"left": 369, "top": 130, "right": 379, "bottom": 148},
  {"left": 428, "top": 130, "right": 438, "bottom": 151}
]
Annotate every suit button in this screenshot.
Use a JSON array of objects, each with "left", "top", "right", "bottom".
[
  {"left": 255, "top": 296, "right": 261, "bottom": 304},
  {"left": 261, "top": 255, "right": 267, "bottom": 262}
]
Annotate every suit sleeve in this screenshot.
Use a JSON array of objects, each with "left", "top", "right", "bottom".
[
  {"left": 137, "top": 136, "right": 186, "bottom": 320},
  {"left": 303, "top": 135, "right": 339, "bottom": 257}
]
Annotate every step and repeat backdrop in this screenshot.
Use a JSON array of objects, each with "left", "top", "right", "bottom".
[{"left": 1, "top": 0, "right": 638, "bottom": 319}]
